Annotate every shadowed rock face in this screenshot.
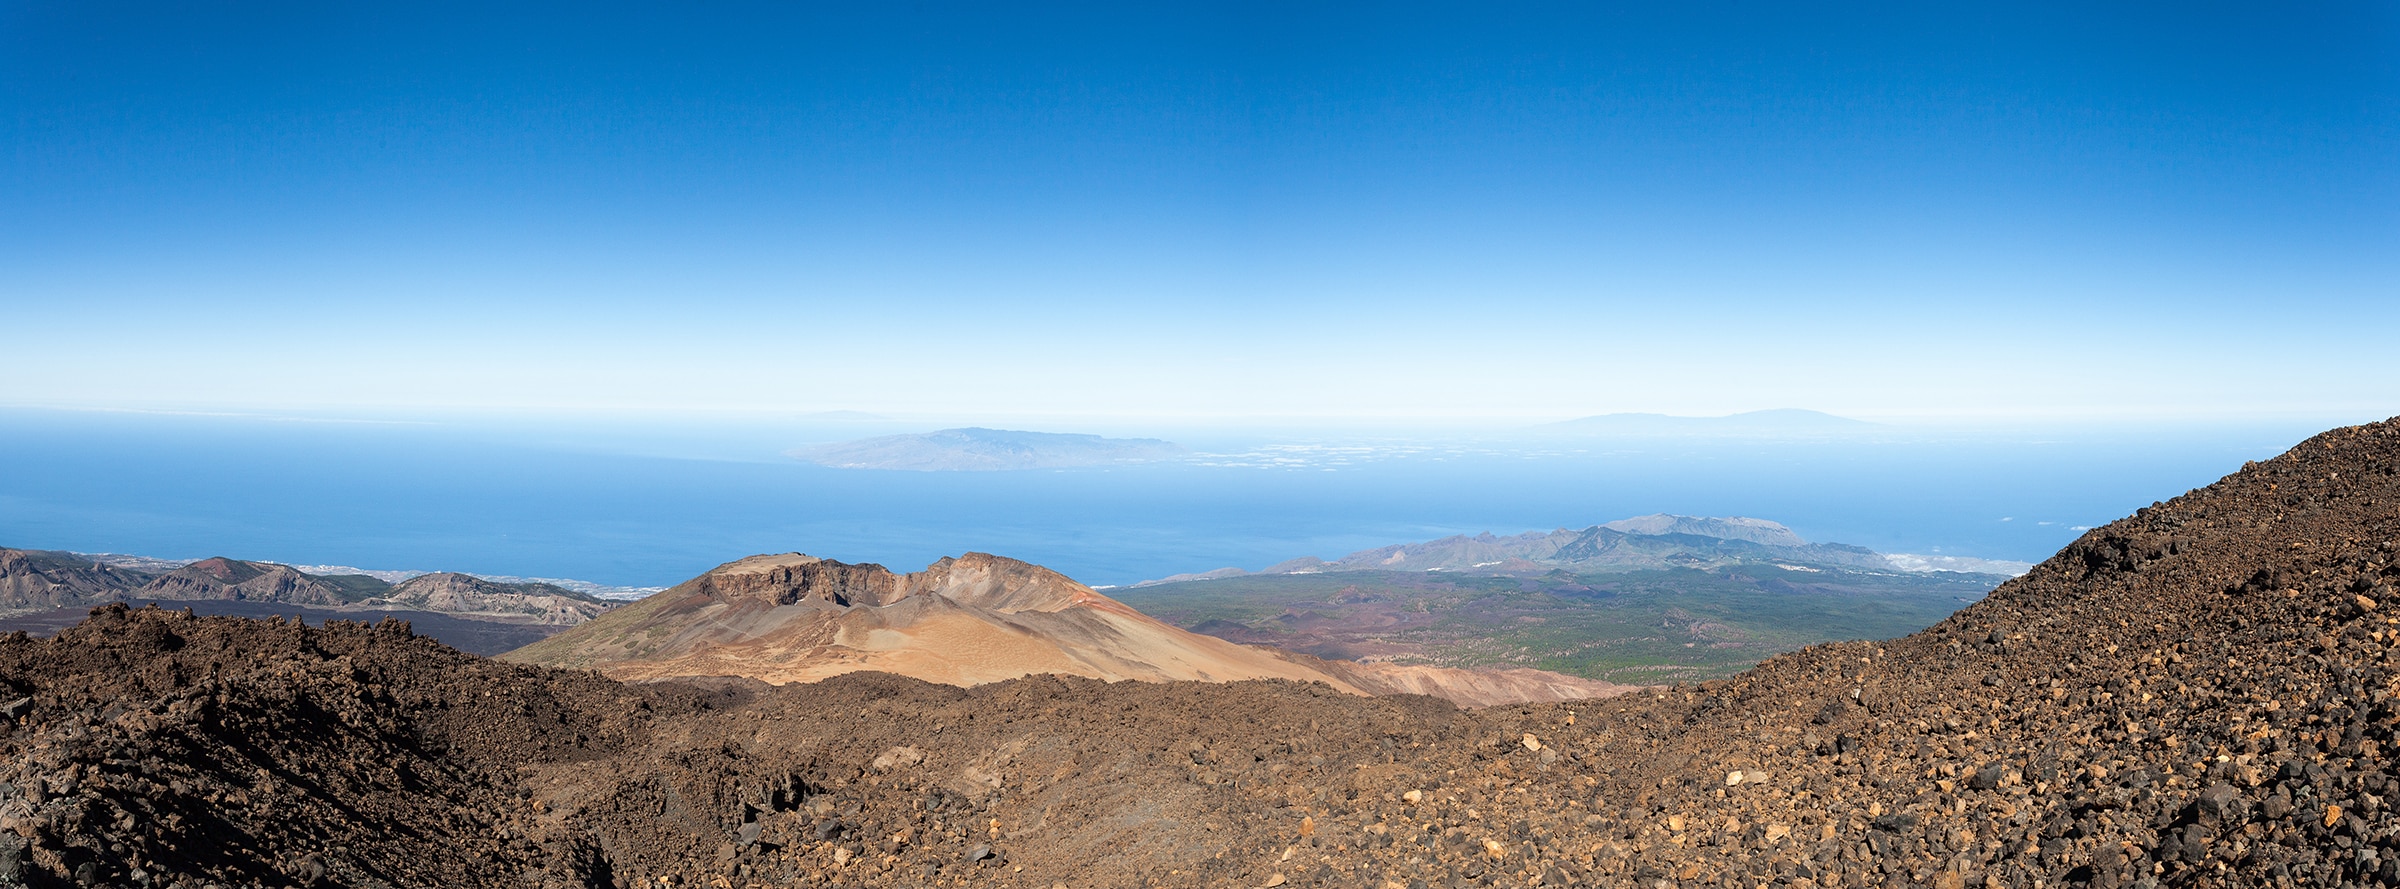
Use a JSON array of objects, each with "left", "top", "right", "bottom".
[
  {"left": 688, "top": 554, "right": 909, "bottom": 607},
  {"left": 505, "top": 551, "right": 1631, "bottom": 707},
  {"left": 677, "top": 553, "right": 1099, "bottom": 612},
  {"left": 0, "top": 418, "right": 2397, "bottom": 888}
]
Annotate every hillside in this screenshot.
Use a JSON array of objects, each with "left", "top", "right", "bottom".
[
  {"left": 0, "top": 549, "right": 157, "bottom": 610},
  {"left": 0, "top": 551, "right": 613, "bottom": 652},
  {"left": 0, "top": 418, "right": 2390, "bottom": 887},
  {"left": 364, "top": 572, "right": 608, "bottom": 625},
  {"left": 504, "top": 551, "right": 1631, "bottom": 707},
  {"left": 1116, "top": 565, "right": 1996, "bottom": 684},
  {"left": 1132, "top": 513, "right": 2024, "bottom": 586},
  {"left": 135, "top": 556, "right": 356, "bottom": 606}
]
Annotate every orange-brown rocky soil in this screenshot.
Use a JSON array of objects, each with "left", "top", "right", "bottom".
[{"left": 0, "top": 418, "right": 2396, "bottom": 888}]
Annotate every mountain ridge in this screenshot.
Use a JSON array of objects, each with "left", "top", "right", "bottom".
[
  {"left": 362, "top": 572, "right": 608, "bottom": 625},
  {"left": 1131, "top": 512, "right": 2031, "bottom": 586},
  {"left": 504, "top": 550, "right": 1634, "bottom": 707},
  {"left": 0, "top": 549, "right": 621, "bottom": 632},
  {"left": 134, "top": 556, "right": 358, "bottom": 606}
]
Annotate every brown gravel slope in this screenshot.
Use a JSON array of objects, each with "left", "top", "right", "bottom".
[{"left": 0, "top": 419, "right": 2395, "bottom": 888}]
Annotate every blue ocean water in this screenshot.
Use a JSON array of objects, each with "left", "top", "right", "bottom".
[{"left": 0, "top": 408, "right": 2351, "bottom": 588}]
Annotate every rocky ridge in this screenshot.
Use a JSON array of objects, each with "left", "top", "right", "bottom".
[
  {"left": 0, "top": 551, "right": 153, "bottom": 612},
  {"left": 0, "top": 419, "right": 2392, "bottom": 887},
  {"left": 133, "top": 557, "right": 356, "bottom": 607},
  {"left": 0, "top": 551, "right": 620, "bottom": 632},
  {"left": 1596, "top": 514, "right": 1808, "bottom": 547},
  {"left": 1134, "top": 516, "right": 1941, "bottom": 587},
  {"left": 363, "top": 572, "right": 608, "bottom": 625}
]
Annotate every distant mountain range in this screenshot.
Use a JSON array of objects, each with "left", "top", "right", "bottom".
[
  {"left": 504, "top": 551, "right": 1634, "bottom": 707},
  {"left": 783, "top": 412, "right": 1872, "bottom": 473},
  {"left": 0, "top": 548, "right": 613, "bottom": 629},
  {"left": 1129, "top": 513, "right": 2031, "bottom": 586},
  {"left": 71, "top": 552, "right": 658, "bottom": 599},
  {"left": 362, "top": 573, "right": 609, "bottom": 626},
  {"left": 790, "top": 427, "right": 1186, "bottom": 471}
]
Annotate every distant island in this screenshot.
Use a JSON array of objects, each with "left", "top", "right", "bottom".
[
  {"left": 789, "top": 427, "right": 1186, "bottom": 471},
  {"left": 1546, "top": 408, "right": 1872, "bottom": 434},
  {"left": 793, "top": 410, "right": 889, "bottom": 421}
]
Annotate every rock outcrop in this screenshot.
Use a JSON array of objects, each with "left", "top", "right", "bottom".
[{"left": 505, "top": 551, "right": 1632, "bottom": 707}]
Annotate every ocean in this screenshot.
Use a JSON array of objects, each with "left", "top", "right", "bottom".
[{"left": 0, "top": 407, "right": 2350, "bottom": 589}]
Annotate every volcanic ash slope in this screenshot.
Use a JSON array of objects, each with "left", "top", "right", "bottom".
[{"left": 503, "top": 551, "right": 1630, "bottom": 707}]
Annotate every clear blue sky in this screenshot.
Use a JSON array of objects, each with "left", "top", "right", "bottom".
[{"left": 5, "top": 2, "right": 2394, "bottom": 422}]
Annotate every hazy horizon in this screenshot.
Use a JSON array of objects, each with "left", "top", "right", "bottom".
[
  {"left": 0, "top": 403, "right": 2348, "bottom": 588},
  {"left": 5, "top": 3, "right": 2394, "bottom": 585}
]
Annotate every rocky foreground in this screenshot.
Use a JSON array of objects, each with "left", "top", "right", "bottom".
[{"left": 0, "top": 420, "right": 2395, "bottom": 888}]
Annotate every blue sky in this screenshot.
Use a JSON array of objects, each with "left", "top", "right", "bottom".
[{"left": 5, "top": 2, "right": 2395, "bottom": 423}]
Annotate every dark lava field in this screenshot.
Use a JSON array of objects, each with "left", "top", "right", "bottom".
[{"left": 0, "top": 419, "right": 2397, "bottom": 888}]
